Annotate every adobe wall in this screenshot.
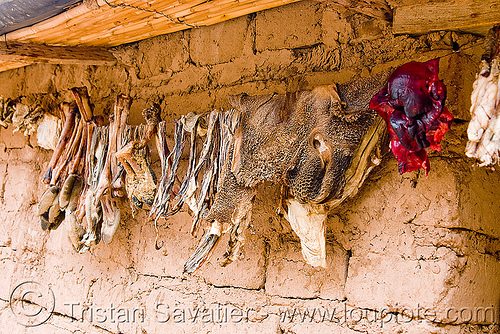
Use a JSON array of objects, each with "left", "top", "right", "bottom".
[{"left": 0, "top": 1, "right": 498, "bottom": 333}]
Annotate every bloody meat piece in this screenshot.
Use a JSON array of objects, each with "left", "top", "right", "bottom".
[{"left": 369, "top": 59, "right": 453, "bottom": 175}]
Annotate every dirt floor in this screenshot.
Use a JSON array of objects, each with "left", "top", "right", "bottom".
[{"left": 0, "top": 1, "right": 499, "bottom": 333}]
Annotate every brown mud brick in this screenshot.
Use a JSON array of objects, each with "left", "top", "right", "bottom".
[
  {"left": 209, "top": 57, "right": 257, "bottom": 88},
  {"left": 136, "top": 32, "right": 189, "bottom": 77},
  {"left": 0, "top": 126, "right": 27, "bottom": 149},
  {"left": 5, "top": 162, "right": 39, "bottom": 210},
  {"left": 161, "top": 90, "right": 215, "bottom": 118},
  {"left": 457, "top": 163, "right": 500, "bottom": 240},
  {"left": 161, "top": 64, "right": 211, "bottom": 95},
  {"left": 255, "top": 1, "right": 323, "bottom": 52},
  {"left": 195, "top": 231, "right": 267, "bottom": 290},
  {"left": 265, "top": 240, "right": 347, "bottom": 300},
  {"left": 190, "top": 15, "right": 252, "bottom": 66},
  {"left": 130, "top": 211, "right": 202, "bottom": 278}
]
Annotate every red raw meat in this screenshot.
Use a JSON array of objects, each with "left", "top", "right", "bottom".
[{"left": 370, "top": 59, "right": 453, "bottom": 175}]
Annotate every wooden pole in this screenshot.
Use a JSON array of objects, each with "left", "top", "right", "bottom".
[
  {"left": 393, "top": 0, "right": 500, "bottom": 36},
  {"left": 0, "top": 42, "right": 117, "bottom": 66}
]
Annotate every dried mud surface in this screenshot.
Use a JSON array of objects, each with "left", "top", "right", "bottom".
[{"left": 0, "top": 1, "right": 498, "bottom": 333}]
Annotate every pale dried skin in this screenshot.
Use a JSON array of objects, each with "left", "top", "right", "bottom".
[
  {"left": 170, "top": 115, "right": 201, "bottom": 216},
  {"left": 37, "top": 113, "right": 62, "bottom": 151},
  {"left": 285, "top": 198, "right": 327, "bottom": 268},
  {"left": 151, "top": 121, "right": 170, "bottom": 218},
  {"left": 11, "top": 103, "right": 44, "bottom": 136}
]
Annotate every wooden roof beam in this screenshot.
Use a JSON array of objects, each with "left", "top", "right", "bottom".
[
  {"left": 0, "top": 42, "right": 117, "bottom": 71},
  {"left": 393, "top": 0, "right": 500, "bottom": 36}
]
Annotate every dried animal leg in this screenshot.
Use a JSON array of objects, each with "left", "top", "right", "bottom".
[
  {"left": 117, "top": 125, "right": 157, "bottom": 211},
  {"left": 193, "top": 111, "right": 219, "bottom": 177},
  {"left": 100, "top": 196, "right": 121, "bottom": 244},
  {"left": 81, "top": 189, "right": 103, "bottom": 252},
  {"left": 67, "top": 176, "right": 83, "bottom": 212},
  {"left": 136, "top": 103, "right": 161, "bottom": 148},
  {"left": 169, "top": 115, "right": 200, "bottom": 215},
  {"left": 190, "top": 162, "right": 215, "bottom": 235},
  {"left": 87, "top": 121, "right": 126, "bottom": 246},
  {"left": 151, "top": 121, "right": 170, "bottom": 214},
  {"left": 40, "top": 212, "right": 50, "bottom": 231},
  {"left": 217, "top": 109, "right": 238, "bottom": 190},
  {"left": 71, "top": 87, "right": 94, "bottom": 123},
  {"left": 220, "top": 212, "right": 252, "bottom": 267},
  {"left": 51, "top": 117, "right": 83, "bottom": 185},
  {"left": 43, "top": 102, "right": 77, "bottom": 184},
  {"left": 48, "top": 193, "right": 65, "bottom": 231},
  {"left": 59, "top": 174, "right": 77, "bottom": 210},
  {"left": 190, "top": 117, "right": 220, "bottom": 235},
  {"left": 89, "top": 127, "right": 109, "bottom": 189},
  {"left": 65, "top": 209, "right": 85, "bottom": 252},
  {"left": 95, "top": 95, "right": 131, "bottom": 201},
  {"left": 184, "top": 221, "right": 222, "bottom": 274},
  {"left": 184, "top": 170, "right": 256, "bottom": 272},
  {"left": 150, "top": 119, "right": 186, "bottom": 218}
]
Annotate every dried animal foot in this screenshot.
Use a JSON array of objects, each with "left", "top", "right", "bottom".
[
  {"left": 116, "top": 141, "right": 157, "bottom": 210},
  {"left": 183, "top": 221, "right": 222, "bottom": 274},
  {"left": 100, "top": 196, "right": 121, "bottom": 244},
  {"left": 65, "top": 209, "right": 85, "bottom": 252},
  {"left": 48, "top": 194, "right": 65, "bottom": 230},
  {"left": 37, "top": 186, "right": 59, "bottom": 216},
  {"left": 220, "top": 211, "right": 252, "bottom": 267},
  {"left": 59, "top": 174, "right": 78, "bottom": 210},
  {"left": 38, "top": 185, "right": 65, "bottom": 231}
]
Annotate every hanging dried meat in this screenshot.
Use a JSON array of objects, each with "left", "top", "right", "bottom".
[
  {"left": 37, "top": 87, "right": 95, "bottom": 233},
  {"left": 116, "top": 104, "right": 159, "bottom": 212},
  {"left": 466, "top": 25, "right": 500, "bottom": 166},
  {"left": 369, "top": 59, "right": 453, "bottom": 175},
  {"left": 36, "top": 90, "right": 156, "bottom": 252},
  {"left": 152, "top": 74, "right": 388, "bottom": 273}
]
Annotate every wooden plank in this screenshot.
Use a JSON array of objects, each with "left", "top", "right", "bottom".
[
  {"left": 393, "top": 0, "right": 500, "bottom": 36},
  {"left": 0, "top": 42, "right": 117, "bottom": 66}
]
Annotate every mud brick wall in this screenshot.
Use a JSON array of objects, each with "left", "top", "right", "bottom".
[{"left": 0, "top": 1, "right": 499, "bottom": 333}]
